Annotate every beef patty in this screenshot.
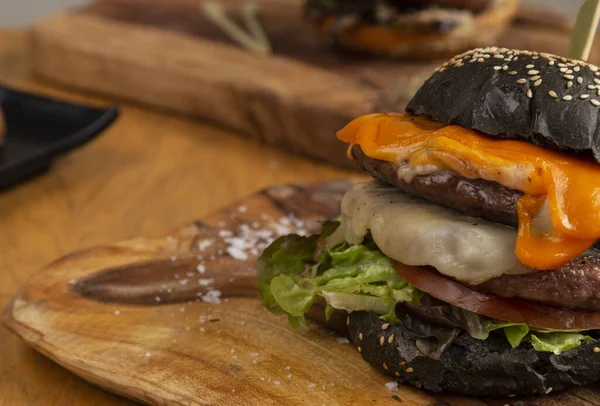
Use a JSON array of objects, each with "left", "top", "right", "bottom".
[
  {"left": 351, "top": 145, "right": 600, "bottom": 312},
  {"left": 351, "top": 144, "right": 521, "bottom": 227}
]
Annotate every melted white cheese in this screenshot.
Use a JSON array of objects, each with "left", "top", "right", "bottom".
[
  {"left": 396, "top": 162, "right": 440, "bottom": 183},
  {"left": 340, "top": 181, "right": 531, "bottom": 284}
]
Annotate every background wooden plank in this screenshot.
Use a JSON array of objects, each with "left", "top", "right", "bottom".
[{"left": 30, "top": 0, "right": 588, "bottom": 168}]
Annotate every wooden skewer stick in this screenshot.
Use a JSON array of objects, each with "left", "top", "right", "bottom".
[
  {"left": 242, "top": 2, "right": 272, "bottom": 55},
  {"left": 201, "top": 1, "right": 272, "bottom": 56},
  {"left": 567, "top": 0, "right": 600, "bottom": 61}
]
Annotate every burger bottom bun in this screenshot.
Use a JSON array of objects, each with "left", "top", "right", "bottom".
[
  {"left": 348, "top": 311, "right": 600, "bottom": 397},
  {"left": 313, "top": 0, "right": 518, "bottom": 60}
]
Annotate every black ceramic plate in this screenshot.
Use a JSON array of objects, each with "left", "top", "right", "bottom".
[{"left": 0, "top": 85, "right": 119, "bottom": 190}]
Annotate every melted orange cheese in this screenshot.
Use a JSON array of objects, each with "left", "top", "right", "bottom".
[{"left": 337, "top": 113, "right": 600, "bottom": 270}]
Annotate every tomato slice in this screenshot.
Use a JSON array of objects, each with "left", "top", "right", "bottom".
[{"left": 395, "top": 261, "right": 600, "bottom": 331}]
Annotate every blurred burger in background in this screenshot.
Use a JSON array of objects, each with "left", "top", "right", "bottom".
[{"left": 305, "top": 0, "right": 519, "bottom": 59}]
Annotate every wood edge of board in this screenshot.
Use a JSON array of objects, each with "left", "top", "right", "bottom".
[
  {"left": 29, "top": 11, "right": 374, "bottom": 169},
  {"left": 1, "top": 179, "right": 451, "bottom": 406}
]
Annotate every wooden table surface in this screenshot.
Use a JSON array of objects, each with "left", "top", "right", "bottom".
[{"left": 0, "top": 29, "right": 354, "bottom": 405}]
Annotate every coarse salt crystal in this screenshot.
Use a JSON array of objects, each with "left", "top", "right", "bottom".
[
  {"left": 197, "top": 239, "right": 213, "bottom": 251},
  {"left": 198, "top": 278, "right": 214, "bottom": 287},
  {"left": 287, "top": 374, "right": 293, "bottom": 379},
  {"left": 196, "top": 264, "right": 206, "bottom": 273},
  {"left": 202, "top": 289, "right": 222, "bottom": 304},
  {"left": 145, "top": 352, "right": 151, "bottom": 357},
  {"left": 170, "top": 256, "right": 177, "bottom": 262},
  {"left": 200, "top": 327, "right": 206, "bottom": 332},
  {"left": 308, "top": 383, "right": 317, "bottom": 388},
  {"left": 179, "top": 279, "right": 188, "bottom": 285},
  {"left": 250, "top": 352, "right": 260, "bottom": 357},
  {"left": 271, "top": 222, "right": 291, "bottom": 236},
  {"left": 284, "top": 366, "right": 291, "bottom": 371},
  {"left": 219, "top": 230, "right": 233, "bottom": 238},
  {"left": 113, "top": 310, "right": 121, "bottom": 316},
  {"left": 274, "top": 381, "right": 281, "bottom": 385},
  {"left": 238, "top": 206, "right": 248, "bottom": 213},
  {"left": 385, "top": 382, "right": 399, "bottom": 392},
  {"left": 179, "top": 307, "right": 186, "bottom": 313},
  {"left": 227, "top": 247, "right": 248, "bottom": 261},
  {"left": 155, "top": 297, "right": 161, "bottom": 302},
  {"left": 337, "top": 337, "right": 350, "bottom": 345}
]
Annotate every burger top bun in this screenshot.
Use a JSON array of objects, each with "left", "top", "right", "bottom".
[{"left": 407, "top": 48, "right": 600, "bottom": 162}]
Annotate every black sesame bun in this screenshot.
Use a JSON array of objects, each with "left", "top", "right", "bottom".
[
  {"left": 407, "top": 48, "right": 600, "bottom": 162},
  {"left": 306, "top": 0, "right": 518, "bottom": 60},
  {"left": 348, "top": 311, "right": 600, "bottom": 397}
]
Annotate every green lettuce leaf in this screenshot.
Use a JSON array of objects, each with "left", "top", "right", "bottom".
[
  {"left": 503, "top": 324, "right": 530, "bottom": 348},
  {"left": 288, "top": 315, "right": 309, "bottom": 331},
  {"left": 257, "top": 223, "right": 594, "bottom": 355},
  {"left": 257, "top": 234, "right": 319, "bottom": 315},
  {"left": 257, "top": 226, "right": 415, "bottom": 329},
  {"left": 320, "top": 291, "right": 389, "bottom": 314},
  {"left": 530, "top": 332, "right": 594, "bottom": 354},
  {"left": 325, "top": 304, "right": 335, "bottom": 321},
  {"left": 271, "top": 274, "right": 317, "bottom": 317}
]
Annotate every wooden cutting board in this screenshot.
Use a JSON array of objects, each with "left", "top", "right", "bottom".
[
  {"left": 4, "top": 180, "right": 600, "bottom": 406},
  {"left": 30, "top": 0, "right": 587, "bottom": 168}
]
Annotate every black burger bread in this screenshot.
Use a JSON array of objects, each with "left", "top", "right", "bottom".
[
  {"left": 348, "top": 311, "right": 600, "bottom": 396},
  {"left": 304, "top": 0, "right": 519, "bottom": 59},
  {"left": 407, "top": 49, "right": 600, "bottom": 158},
  {"left": 257, "top": 47, "right": 600, "bottom": 397}
]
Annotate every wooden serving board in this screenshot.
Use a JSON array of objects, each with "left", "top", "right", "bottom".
[
  {"left": 30, "top": 0, "right": 588, "bottom": 168},
  {"left": 4, "top": 180, "right": 600, "bottom": 406}
]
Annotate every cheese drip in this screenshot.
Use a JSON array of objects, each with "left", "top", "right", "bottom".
[
  {"left": 337, "top": 113, "right": 600, "bottom": 270},
  {"left": 341, "top": 181, "right": 531, "bottom": 284}
]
